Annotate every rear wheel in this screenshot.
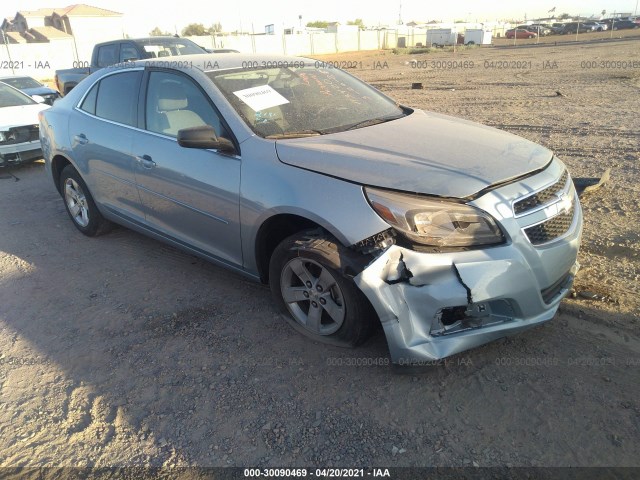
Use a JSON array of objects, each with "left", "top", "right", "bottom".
[
  {"left": 60, "top": 165, "right": 111, "bottom": 236},
  {"left": 269, "top": 231, "right": 375, "bottom": 347}
]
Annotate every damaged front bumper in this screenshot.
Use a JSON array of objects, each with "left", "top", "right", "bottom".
[
  {"left": 0, "top": 140, "right": 43, "bottom": 167},
  {"left": 354, "top": 232, "right": 581, "bottom": 364}
]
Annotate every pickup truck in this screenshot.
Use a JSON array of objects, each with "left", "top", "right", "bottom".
[{"left": 54, "top": 37, "right": 207, "bottom": 96}]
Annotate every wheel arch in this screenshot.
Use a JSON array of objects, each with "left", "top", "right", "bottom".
[
  {"left": 254, "top": 212, "right": 350, "bottom": 284},
  {"left": 51, "top": 154, "right": 74, "bottom": 194}
]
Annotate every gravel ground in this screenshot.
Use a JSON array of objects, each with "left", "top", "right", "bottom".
[{"left": 1, "top": 38, "right": 639, "bottom": 470}]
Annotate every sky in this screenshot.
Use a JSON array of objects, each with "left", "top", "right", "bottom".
[{"left": 3, "top": 0, "right": 638, "bottom": 36}]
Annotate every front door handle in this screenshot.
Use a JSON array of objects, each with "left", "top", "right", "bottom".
[
  {"left": 74, "top": 133, "right": 88, "bottom": 145},
  {"left": 137, "top": 154, "right": 156, "bottom": 169}
]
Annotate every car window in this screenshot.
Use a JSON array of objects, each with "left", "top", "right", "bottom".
[
  {"left": 139, "top": 39, "right": 206, "bottom": 58},
  {"left": 96, "top": 44, "right": 119, "bottom": 68},
  {"left": 0, "top": 82, "right": 35, "bottom": 107},
  {"left": 0, "top": 76, "right": 42, "bottom": 89},
  {"left": 119, "top": 44, "right": 139, "bottom": 63},
  {"left": 208, "top": 66, "right": 404, "bottom": 137},
  {"left": 145, "top": 71, "right": 228, "bottom": 138},
  {"left": 79, "top": 82, "right": 98, "bottom": 115},
  {"left": 94, "top": 71, "right": 142, "bottom": 126}
]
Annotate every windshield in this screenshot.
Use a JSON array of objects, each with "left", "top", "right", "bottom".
[
  {"left": 0, "top": 82, "right": 35, "bottom": 108},
  {"left": 0, "top": 77, "right": 42, "bottom": 89},
  {"left": 206, "top": 65, "right": 405, "bottom": 138},
  {"left": 140, "top": 39, "right": 206, "bottom": 58}
]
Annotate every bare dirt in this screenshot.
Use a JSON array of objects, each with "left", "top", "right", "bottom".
[{"left": 1, "top": 38, "right": 639, "bottom": 470}]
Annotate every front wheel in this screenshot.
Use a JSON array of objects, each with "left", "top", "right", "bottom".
[
  {"left": 60, "top": 165, "right": 111, "bottom": 236},
  {"left": 269, "top": 231, "right": 375, "bottom": 347}
]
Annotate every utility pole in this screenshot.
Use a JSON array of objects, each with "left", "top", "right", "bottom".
[{"left": 1, "top": 29, "right": 14, "bottom": 74}]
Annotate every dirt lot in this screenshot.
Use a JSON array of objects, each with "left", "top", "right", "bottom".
[{"left": 1, "top": 38, "right": 639, "bottom": 470}]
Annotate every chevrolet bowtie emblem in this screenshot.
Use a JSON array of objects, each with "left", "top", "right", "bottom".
[{"left": 557, "top": 193, "right": 573, "bottom": 215}]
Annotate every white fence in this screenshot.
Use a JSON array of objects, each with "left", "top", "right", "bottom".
[{"left": 186, "top": 30, "right": 394, "bottom": 55}]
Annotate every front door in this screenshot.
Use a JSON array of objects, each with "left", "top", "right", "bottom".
[{"left": 132, "top": 69, "right": 242, "bottom": 267}]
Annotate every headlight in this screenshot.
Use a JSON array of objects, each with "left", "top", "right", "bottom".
[
  {"left": 0, "top": 131, "right": 6, "bottom": 143},
  {"left": 365, "top": 187, "right": 505, "bottom": 247}
]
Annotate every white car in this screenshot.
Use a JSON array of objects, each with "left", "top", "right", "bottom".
[{"left": 0, "top": 81, "right": 49, "bottom": 167}]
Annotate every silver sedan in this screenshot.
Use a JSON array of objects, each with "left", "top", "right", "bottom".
[{"left": 39, "top": 54, "right": 583, "bottom": 365}]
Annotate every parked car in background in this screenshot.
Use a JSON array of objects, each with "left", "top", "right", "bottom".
[
  {"left": 523, "top": 24, "right": 552, "bottom": 36},
  {"left": 39, "top": 54, "right": 583, "bottom": 364},
  {"left": 0, "top": 76, "right": 60, "bottom": 105},
  {"left": 54, "top": 37, "right": 207, "bottom": 96},
  {"left": 0, "top": 82, "right": 49, "bottom": 167},
  {"left": 550, "top": 22, "right": 567, "bottom": 34},
  {"left": 583, "top": 21, "right": 608, "bottom": 31},
  {"left": 506, "top": 28, "right": 538, "bottom": 39},
  {"left": 560, "top": 22, "right": 596, "bottom": 34},
  {"left": 610, "top": 20, "right": 640, "bottom": 30}
]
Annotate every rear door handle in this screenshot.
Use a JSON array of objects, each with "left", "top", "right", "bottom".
[
  {"left": 74, "top": 133, "right": 88, "bottom": 145},
  {"left": 137, "top": 154, "right": 156, "bottom": 169}
]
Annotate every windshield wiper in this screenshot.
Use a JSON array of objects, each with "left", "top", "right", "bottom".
[
  {"left": 342, "top": 114, "right": 406, "bottom": 132},
  {"left": 265, "top": 130, "right": 324, "bottom": 139}
]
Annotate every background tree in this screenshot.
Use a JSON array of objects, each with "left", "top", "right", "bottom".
[
  {"left": 558, "top": 13, "right": 571, "bottom": 19},
  {"left": 306, "top": 20, "right": 330, "bottom": 28},
  {"left": 347, "top": 18, "right": 365, "bottom": 30},
  {"left": 181, "top": 23, "right": 207, "bottom": 36},
  {"left": 209, "top": 22, "right": 222, "bottom": 34},
  {"left": 149, "top": 26, "right": 172, "bottom": 36}
]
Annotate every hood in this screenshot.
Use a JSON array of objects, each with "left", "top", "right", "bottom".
[
  {"left": 275, "top": 109, "right": 552, "bottom": 198},
  {"left": 0, "top": 103, "right": 50, "bottom": 129},
  {"left": 23, "top": 86, "right": 57, "bottom": 96}
]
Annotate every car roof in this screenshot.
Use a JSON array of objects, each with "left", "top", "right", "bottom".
[
  {"left": 128, "top": 53, "right": 311, "bottom": 73},
  {"left": 0, "top": 75, "right": 36, "bottom": 80}
]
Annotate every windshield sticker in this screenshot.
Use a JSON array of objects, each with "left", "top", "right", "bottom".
[{"left": 233, "top": 85, "right": 289, "bottom": 111}]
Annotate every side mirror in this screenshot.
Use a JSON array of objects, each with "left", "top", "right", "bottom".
[
  {"left": 32, "top": 94, "right": 46, "bottom": 104},
  {"left": 177, "top": 125, "right": 235, "bottom": 153}
]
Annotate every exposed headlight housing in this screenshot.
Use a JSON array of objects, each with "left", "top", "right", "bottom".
[{"left": 365, "top": 187, "right": 505, "bottom": 248}]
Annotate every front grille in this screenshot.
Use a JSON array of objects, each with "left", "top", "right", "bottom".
[
  {"left": 1, "top": 125, "right": 39, "bottom": 145},
  {"left": 524, "top": 205, "right": 575, "bottom": 245},
  {"left": 513, "top": 170, "right": 568, "bottom": 215}
]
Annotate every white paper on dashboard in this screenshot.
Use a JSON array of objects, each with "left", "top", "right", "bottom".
[{"left": 233, "top": 85, "right": 290, "bottom": 111}]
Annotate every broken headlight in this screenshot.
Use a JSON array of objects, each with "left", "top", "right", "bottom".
[{"left": 365, "top": 187, "right": 505, "bottom": 247}]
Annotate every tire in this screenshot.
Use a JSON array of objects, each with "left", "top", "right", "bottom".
[
  {"left": 59, "top": 165, "right": 111, "bottom": 236},
  {"left": 269, "top": 230, "right": 375, "bottom": 347},
  {"left": 528, "top": 34, "right": 534, "bottom": 39}
]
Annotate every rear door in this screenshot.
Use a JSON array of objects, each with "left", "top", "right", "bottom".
[
  {"left": 131, "top": 69, "right": 242, "bottom": 267},
  {"left": 69, "top": 69, "right": 146, "bottom": 222}
]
